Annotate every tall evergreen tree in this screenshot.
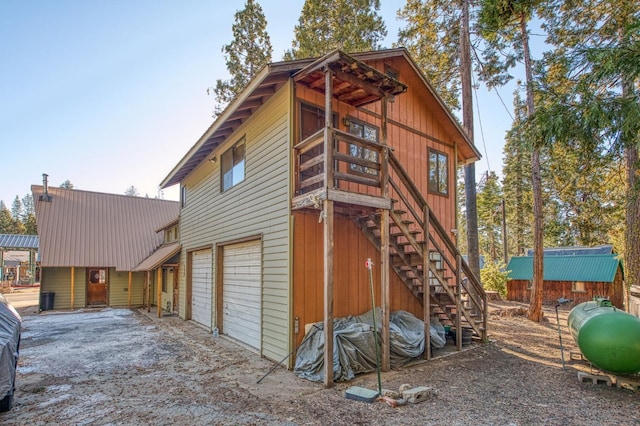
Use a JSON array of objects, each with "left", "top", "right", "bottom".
[
  {"left": 213, "top": 0, "right": 272, "bottom": 116},
  {"left": 285, "top": 0, "right": 386, "bottom": 59},
  {"left": 59, "top": 180, "right": 74, "bottom": 189},
  {"left": 396, "top": 0, "right": 461, "bottom": 109},
  {"left": 478, "top": 0, "right": 545, "bottom": 321},
  {"left": 502, "top": 90, "right": 533, "bottom": 257},
  {"left": 0, "top": 202, "right": 12, "bottom": 234},
  {"left": 477, "top": 171, "right": 504, "bottom": 262},
  {"left": 536, "top": 1, "right": 640, "bottom": 301}
]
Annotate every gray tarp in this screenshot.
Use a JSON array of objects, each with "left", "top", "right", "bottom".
[
  {"left": 294, "top": 309, "right": 445, "bottom": 382},
  {"left": 0, "top": 297, "right": 21, "bottom": 398}
]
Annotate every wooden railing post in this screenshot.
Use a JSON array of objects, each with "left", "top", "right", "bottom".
[
  {"left": 423, "top": 205, "right": 431, "bottom": 359},
  {"left": 324, "top": 66, "right": 334, "bottom": 190},
  {"left": 380, "top": 209, "right": 390, "bottom": 371},
  {"left": 456, "top": 254, "right": 462, "bottom": 351}
]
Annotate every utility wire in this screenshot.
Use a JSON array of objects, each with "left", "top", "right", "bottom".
[{"left": 472, "top": 70, "right": 492, "bottom": 174}]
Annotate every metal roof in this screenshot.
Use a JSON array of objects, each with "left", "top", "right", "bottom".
[
  {"left": 132, "top": 242, "right": 181, "bottom": 272},
  {"left": 525, "top": 244, "right": 613, "bottom": 256},
  {"left": 32, "top": 185, "right": 179, "bottom": 271},
  {"left": 0, "top": 234, "right": 38, "bottom": 250},
  {"left": 160, "top": 48, "right": 480, "bottom": 189},
  {"left": 507, "top": 255, "right": 622, "bottom": 283}
]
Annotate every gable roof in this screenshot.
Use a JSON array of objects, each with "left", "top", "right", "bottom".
[
  {"left": 160, "top": 48, "right": 480, "bottom": 189},
  {"left": 32, "top": 185, "right": 179, "bottom": 271},
  {"left": 507, "top": 254, "right": 622, "bottom": 283},
  {"left": 0, "top": 234, "right": 38, "bottom": 250}
]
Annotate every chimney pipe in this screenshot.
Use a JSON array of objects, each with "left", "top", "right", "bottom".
[{"left": 40, "top": 173, "right": 51, "bottom": 202}]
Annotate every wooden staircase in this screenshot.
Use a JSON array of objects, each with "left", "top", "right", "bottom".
[{"left": 354, "top": 150, "right": 487, "bottom": 348}]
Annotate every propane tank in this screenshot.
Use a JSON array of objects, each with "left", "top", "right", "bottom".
[{"left": 568, "top": 299, "right": 640, "bottom": 375}]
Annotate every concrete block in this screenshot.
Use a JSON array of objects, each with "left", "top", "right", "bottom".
[
  {"left": 577, "top": 371, "right": 612, "bottom": 387},
  {"left": 402, "top": 386, "right": 436, "bottom": 404},
  {"left": 615, "top": 376, "right": 640, "bottom": 391}
]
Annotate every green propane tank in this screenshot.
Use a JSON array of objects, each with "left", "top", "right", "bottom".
[{"left": 567, "top": 299, "right": 640, "bottom": 375}]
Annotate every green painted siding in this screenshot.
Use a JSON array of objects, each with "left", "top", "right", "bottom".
[
  {"left": 109, "top": 269, "right": 145, "bottom": 307},
  {"left": 40, "top": 267, "right": 86, "bottom": 309},
  {"left": 179, "top": 84, "right": 291, "bottom": 361}
]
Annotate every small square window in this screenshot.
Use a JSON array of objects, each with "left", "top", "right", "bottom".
[
  {"left": 526, "top": 280, "right": 533, "bottom": 290},
  {"left": 428, "top": 148, "right": 448, "bottom": 196},
  {"left": 572, "top": 281, "right": 586, "bottom": 292},
  {"left": 221, "top": 139, "right": 246, "bottom": 192}
]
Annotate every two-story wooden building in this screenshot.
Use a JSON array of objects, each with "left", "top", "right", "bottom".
[{"left": 161, "top": 49, "right": 486, "bottom": 386}]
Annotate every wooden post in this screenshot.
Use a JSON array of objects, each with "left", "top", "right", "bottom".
[
  {"left": 456, "top": 254, "right": 462, "bottom": 351},
  {"left": 380, "top": 208, "right": 390, "bottom": 371},
  {"left": 70, "top": 266, "right": 75, "bottom": 310},
  {"left": 323, "top": 199, "right": 334, "bottom": 387},
  {"left": 146, "top": 271, "right": 151, "bottom": 312},
  {"left": 324, "top": 66, "right": 334, "bottom": 189},
  {"left": 157, "top": 268, "right": 162, "bottom": 318},
  {"left": 128, "top": 271, "right": 132, "bottom": 308},
  {"left": 423, "top": 206, "right": 431, "bottom": 359}
]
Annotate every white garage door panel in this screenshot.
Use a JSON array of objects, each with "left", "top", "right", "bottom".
[
  {"left": 223, "top": 240, "right": 261, "bottom": 350},
  {"left": 191, "top": 249, "right": 212, "bottom": 328}
]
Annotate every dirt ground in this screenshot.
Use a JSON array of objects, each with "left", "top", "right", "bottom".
[{"left": 2, "top": 293, "right": 639, "bottom": 425}]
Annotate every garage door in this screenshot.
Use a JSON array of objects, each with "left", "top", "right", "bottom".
[
  {"left": 191, "top": 249, "right": 212, "bottom": 328},
  {"left": 223, "top": 240, "right": 261, "bottom": 350}
]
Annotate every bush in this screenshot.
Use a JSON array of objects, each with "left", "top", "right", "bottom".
[{"left": 480, "top": 261, "right": 510, "bottom": 297}]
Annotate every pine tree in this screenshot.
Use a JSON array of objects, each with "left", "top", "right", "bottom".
[
  {"left": 59, "top": 180, "right": 74, "bottom": 189},
  {"left": 535, "top": 1, "right": 640, "bottom": 301},
  {"left": 213, "top": 0, "right": 272, "bottom": 116},
  {"left": 477, "top": 172, "right": 504, "bottom": 262},
  {"left": 285, "top": 0, "right": 386, "bottom": 60},
  {"left": 478, "top": 0, "right": 545, "bottom": 321},
  {"left": 0, "top": 202, "right": 12, "bottom": 234},
  {"left": 396, "top": 0, "right": 461, "bottom": 110}
]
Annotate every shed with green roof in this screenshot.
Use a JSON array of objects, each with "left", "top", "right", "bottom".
[{"left": 506, "top": 254, "right": 624, "bottom": 307}]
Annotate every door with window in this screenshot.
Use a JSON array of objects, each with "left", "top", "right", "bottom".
[{"left": 87, "top": 268, "right": 108, "bottom": 306}]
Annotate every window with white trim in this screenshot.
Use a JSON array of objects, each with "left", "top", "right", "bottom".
[{"left": 221, "top": 138, "right": 246, "bottom": 192}]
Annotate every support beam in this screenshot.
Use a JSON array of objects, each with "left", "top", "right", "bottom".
[
  {"left": 423, "top": 206, "right": 431, "bottom": 359},
  {"left": 380, "top": 208, "right": 390, "bottom": 371},
  {"left": 157, "top": 268, "right": 162, "bottom": 318},
  {"left": 70, "top": 266, "right": 75, "bottom": 310},
  {"left": 323, "top": 199, "right": 334, "bottom": 387},
  {"left": 128, "top": 271, "right": 132, "bottom": 308},
  {"left": 456, "top": 254, "right": 462, "bottom": 351}
]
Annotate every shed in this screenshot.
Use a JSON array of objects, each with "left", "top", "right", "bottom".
[{"left": 506, "top": 254, "right": 624, "bottom": 307}]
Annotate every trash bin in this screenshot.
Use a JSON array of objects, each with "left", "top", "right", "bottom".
[{"left": 39, "top": 292, "right": 55, "bottom": 311}]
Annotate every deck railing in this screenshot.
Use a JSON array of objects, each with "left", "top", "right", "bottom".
[{"left": 293, "top": 128, "right": 389, "bottom": 198}]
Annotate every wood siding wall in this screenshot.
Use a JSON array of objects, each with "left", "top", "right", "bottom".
[
  {"left": 507, "top": 269, "right": 624, "bottom": 308},
  {"left": 109, "top": 269, "right": 145, "bottom": 307},
  {"left": 178, "top": 84, "right": 291, "bottom": 362},
  {"left": 40, "top": 267, "right": 86, "bottom": 309},
  {"left": 292, "top": 210, "right": 422, "bottom": 347}
]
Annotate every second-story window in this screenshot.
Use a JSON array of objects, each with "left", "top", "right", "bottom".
[
  {"left": 180, "top": 185, "right": 187, "bottom": 208},
  {"left": 221, "top": 138, "right": 246, "bottom": 192},
  {"left": 348, "top": 118, "right": 379, "bottom": 176},
  {"left": 428, "top": 148, "right": 448, "bottom": 196}
]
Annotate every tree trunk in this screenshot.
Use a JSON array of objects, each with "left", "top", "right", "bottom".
[
  {"left": 519, "top": 14, "right": 544, "bottom": 322},
  {"left": 623, "top": 76, "right": 639, "bottom": 310},
  {"left": 461, "top": 0, "right": 480, "bottom": 281}
]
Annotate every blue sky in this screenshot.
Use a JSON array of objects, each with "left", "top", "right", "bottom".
[{"left": 0, "top": 0, "right": 516, "bottom": 207}]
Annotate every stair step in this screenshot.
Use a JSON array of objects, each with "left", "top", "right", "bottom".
[
  {"left": 390, "top": 230, "right": 421, "bottom": 237},
  {"left": 393, "top": 209, "right": 407, "bottom": 215}
]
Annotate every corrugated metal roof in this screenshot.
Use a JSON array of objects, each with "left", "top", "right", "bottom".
[
  {"left": 507, "top": 255, "right": 621, "bottom": 283},
  {"left": 32, "top": 185, "right": 179, "bottom": 271},
  {"left": 0, "top": 234, "right": 39, "bottom": 250},
  {"left": 525, "top": 244, "right": 613, "bottom": 256},
  {"left": 132, "top": 242, "right": 181, "bottom": 272}
]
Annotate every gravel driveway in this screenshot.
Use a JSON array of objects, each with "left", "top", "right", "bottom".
[{"left": 2, "top": 302, "right": 639, "bottom": 425}]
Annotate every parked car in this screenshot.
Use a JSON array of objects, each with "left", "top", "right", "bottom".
[{"left": 0, "top": 294, "right": 21, "bottom": 412}]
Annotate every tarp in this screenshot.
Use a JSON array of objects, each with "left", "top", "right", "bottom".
[
  {"left": 0, "top": 296, "right": 21, "bottom": 399},
  {"left": 294, "top": 309, "right": 445, "bottom": 382}
]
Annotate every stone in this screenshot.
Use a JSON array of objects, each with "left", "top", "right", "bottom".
[
  {"left": 402, "top": 386, "right": 436, "bottom": 404},
  {"left": 381, "top": 389, "right": 400, "bottom": 399},
  {"left": 398, "top": 383, "right": 411, "bottom": 393}
]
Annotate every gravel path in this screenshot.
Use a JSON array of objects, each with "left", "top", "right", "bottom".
[{"left": 2, "top": 301, "right": 639, "bottom": 425}]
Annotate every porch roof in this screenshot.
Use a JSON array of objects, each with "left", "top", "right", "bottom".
[
  {"left": 132, "top": 242, "right": 181, "bottom": 272},
  {"left": 0, "top": 234, "right": 38, "bottom": 251}
]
